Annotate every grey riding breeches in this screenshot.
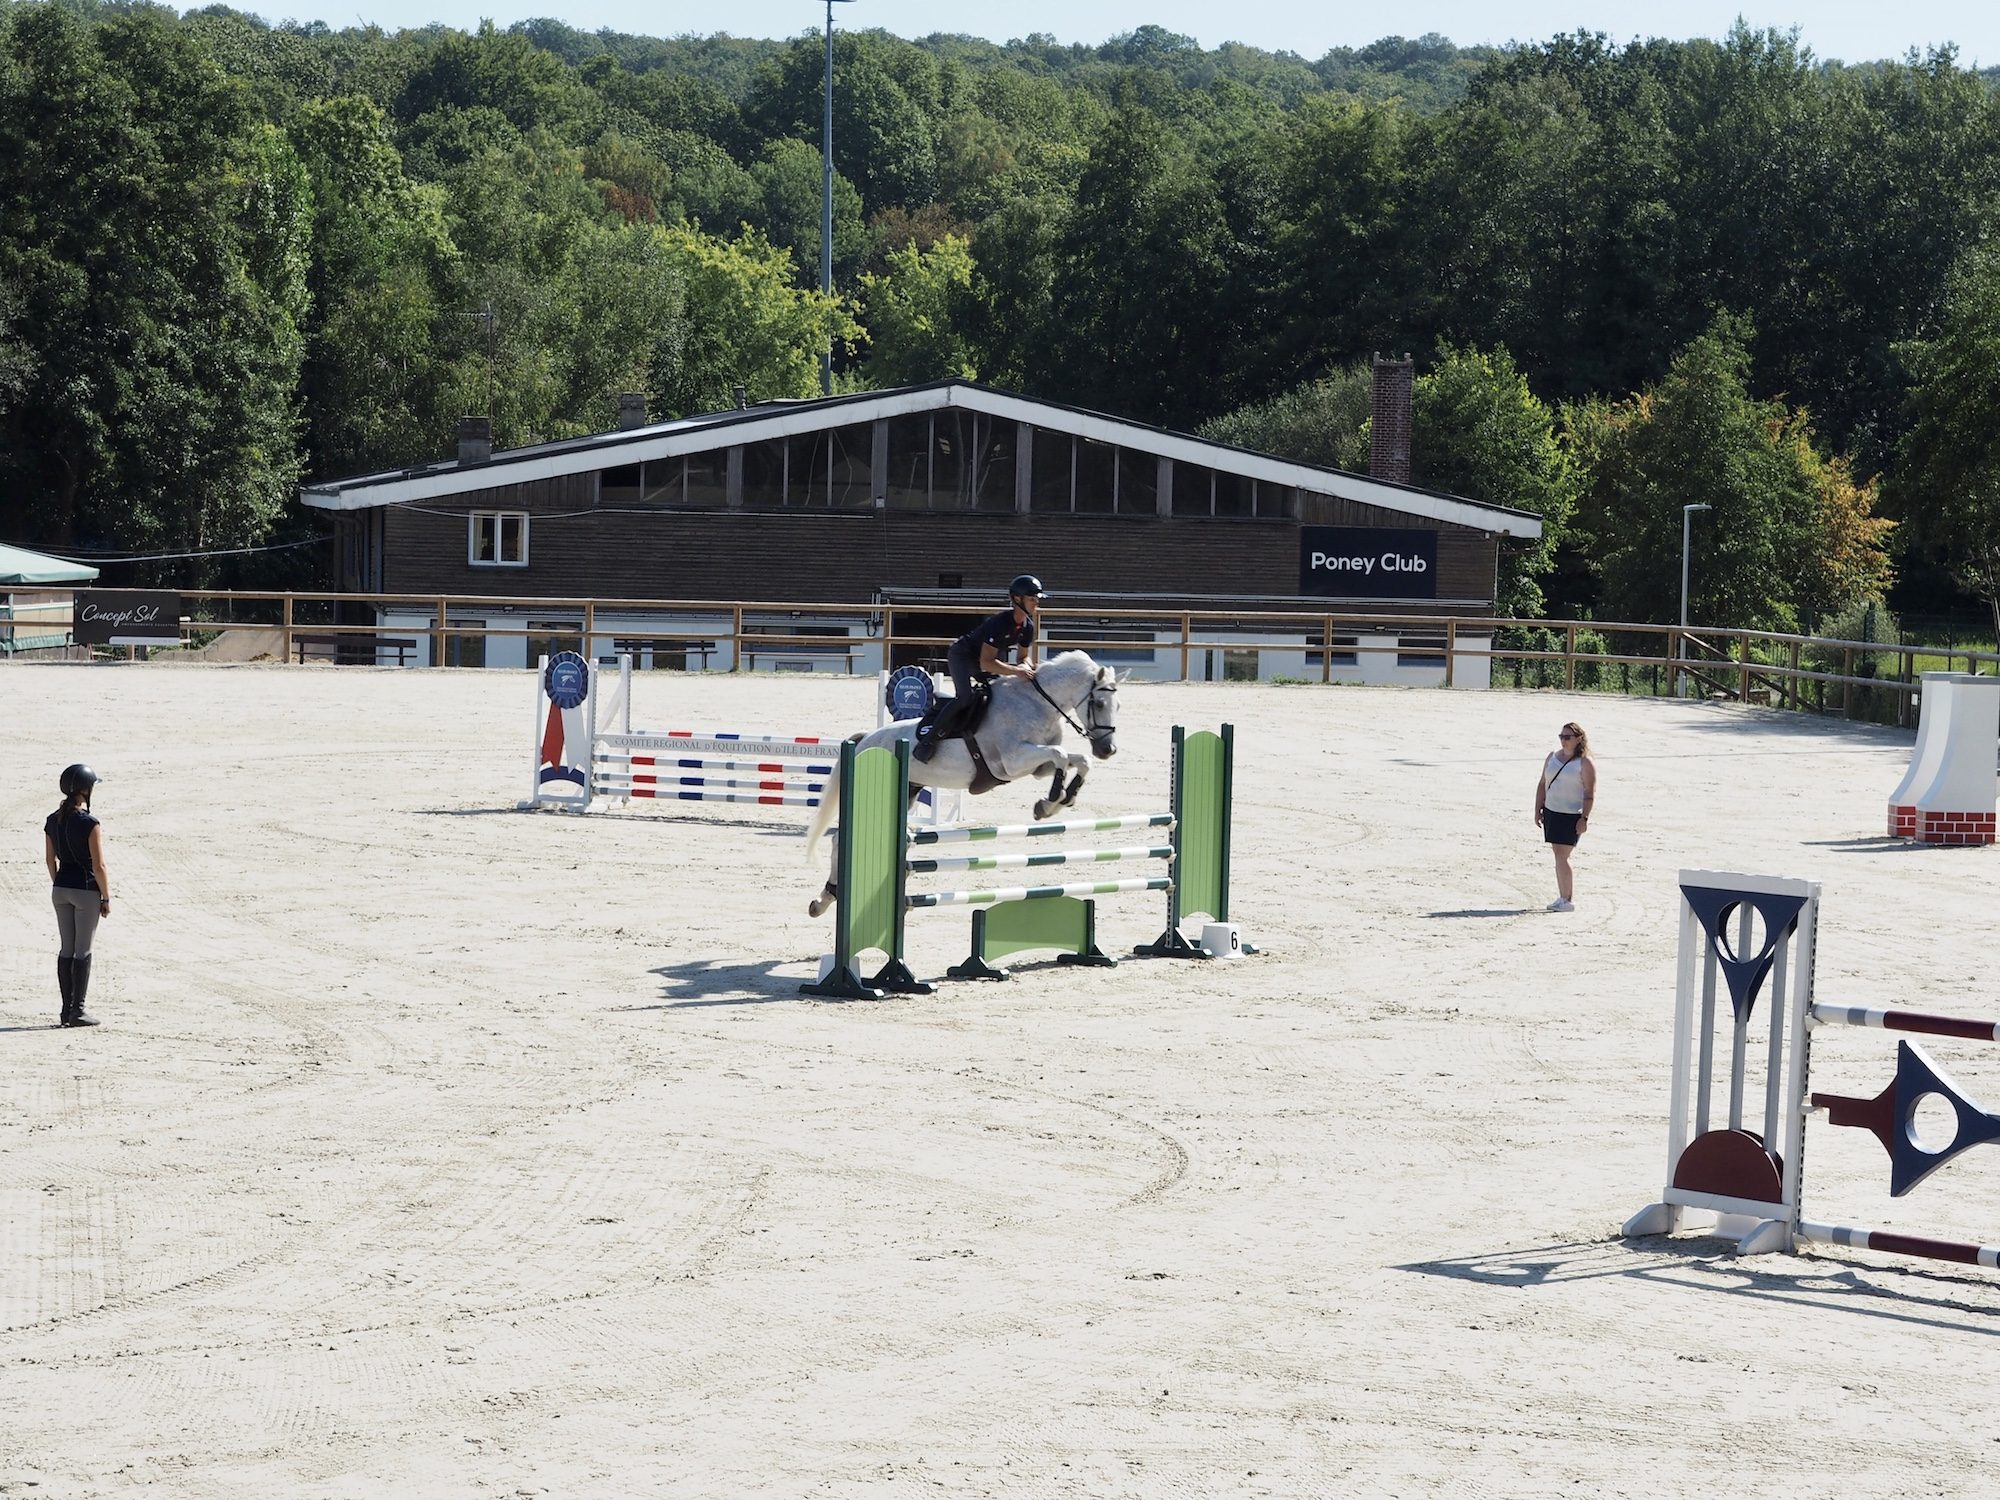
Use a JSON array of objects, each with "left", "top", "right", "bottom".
[{"left": 52, "top": 887, "right": 101, "bottom": 959}]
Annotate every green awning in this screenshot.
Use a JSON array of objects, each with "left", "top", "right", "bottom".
[{"left": 0, "top": 543, "right": 99, "bottom": 586}]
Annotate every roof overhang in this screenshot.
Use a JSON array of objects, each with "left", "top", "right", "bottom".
[{"left": 299, "top": 382, "right": 1543, "bottom": 540}]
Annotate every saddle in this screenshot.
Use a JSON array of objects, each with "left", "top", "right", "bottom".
[
  {"left": 911, "top": 683, "right": 1004, "bottom": 791},
  {"left": 913, "top": 682, "right": 989, "bottom": 749}
]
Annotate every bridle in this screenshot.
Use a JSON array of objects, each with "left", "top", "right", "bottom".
[{"left": 1033, "top": 673, "right": 1118, "bottom": 749}]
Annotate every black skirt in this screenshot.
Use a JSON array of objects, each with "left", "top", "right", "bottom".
[{"left": 1542, "top": 810, "right": 1583, "bottom": 846}]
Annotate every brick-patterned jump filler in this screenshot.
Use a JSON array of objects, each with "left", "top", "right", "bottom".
[
  {"left": 1626, "top": 871, "right": 2000, "bottom": 1269},
  {"left": 1887, "top": 672, "right": 1999, "bottom": 845}
]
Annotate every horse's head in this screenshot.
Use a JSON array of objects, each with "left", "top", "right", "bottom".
[
  {"left": 1041, "top": 651, "right": 1120, "bottom": 760},
  {"left": 1084, "top": 664, "right": 1121, "bottom": 760}
]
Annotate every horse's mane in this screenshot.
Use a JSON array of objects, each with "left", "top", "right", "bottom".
[{"left": 1023, "top": 650, "right": 1100, "bottom": 695}]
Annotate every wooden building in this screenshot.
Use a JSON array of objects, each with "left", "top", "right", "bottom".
[{"left": 300, "top": 380, "right": 1541, "bottom": 683}]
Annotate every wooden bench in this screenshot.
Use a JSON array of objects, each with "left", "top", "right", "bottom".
[
  {"left": 614, "top": 638, "right": 719, "bottom": 671},
  {"left": 742, "top": 642, "right": 867, "bottom": 674},
  {"left": 292, "top": 633, "right": 419, "bottom": 666}
]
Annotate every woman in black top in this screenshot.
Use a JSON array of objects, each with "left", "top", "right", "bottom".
[
  {"left": 913, "top": 575, "right": 1045, "bottom": 761},
  {"left": 43, "top": 763, "right": 111, "bottom": 1028}
]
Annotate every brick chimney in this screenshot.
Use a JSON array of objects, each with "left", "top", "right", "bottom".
[
  {"left": 1370, "top": 353, "right": 1413, "bottom": 484},
  {"left": 616, "top": 393, "right": 648, "bottom": 430},
  {"left": 456, "top": 416, "right": 492, "bottom": 465}
]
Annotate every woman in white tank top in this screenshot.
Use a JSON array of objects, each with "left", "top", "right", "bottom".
[{"left": 1534, "top": 722, "right": 1595, "bottom": 912}]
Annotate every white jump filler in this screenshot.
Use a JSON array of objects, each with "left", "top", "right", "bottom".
[{"left": 1887, "top": 671, "right": 1999, "bottom": 845}]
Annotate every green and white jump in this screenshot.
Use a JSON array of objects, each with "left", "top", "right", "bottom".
[{"left": 804, "top": 725, "right": 1244, "bottom": 1000}]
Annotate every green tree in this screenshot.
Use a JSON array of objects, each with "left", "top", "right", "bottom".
[
  {"left": 1893, "top": 248, "right": 2000, "bottom": 633},
  {"left": 745, "top": 33, "right": 941, "bottom": 214},
  {"left": 655, "top": 225, "right": 858, "bottom": 414},
  {"left": 858, "top": 234, "right": 978, "bottom": 385},
  {"left": 0, "top": 6, "right": 308, "bottom": 575},
  {"left": 1572, "top": 315, "right": 1889, "bottom": 629},
  {"left": 1413, "top": 345, "right": 1578, "bottom": 616},
  {"left": 289, "top": 94, "right": 459, "bottom": 478},
  {"left": 1197, "top": 363, "right": 1371, "bottom": 470},
  {"left": 747, "top": 137, "right": 866, "bottom": 288},
  {"left": 1043, "top": 103, "right": 1238, "bottom": 425}
]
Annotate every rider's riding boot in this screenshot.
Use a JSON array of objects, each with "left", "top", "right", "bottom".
[
  {"left": 911, "top": 727, "right": 939, "bottom": 763},
  {"left": 66, "top": 955, "right": 101, "bottom": 1028},
  {"left": 57, "top": 956, "right": 75, "bottom": 1026}
]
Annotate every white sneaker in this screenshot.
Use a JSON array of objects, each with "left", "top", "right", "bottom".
[{"left": 1548, "top": 898, "right": 1575, "bottom": 913}]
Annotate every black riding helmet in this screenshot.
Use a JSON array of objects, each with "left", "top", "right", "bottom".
[
  {"left": 59, "top": 763, "right": 101, "bottom": 799},
  {"left": 1009, "top": 574, "right": 1047, "bottom": 600}
]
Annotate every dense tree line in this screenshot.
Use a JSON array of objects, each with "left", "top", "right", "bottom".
[{"left": 0, "top": 2, "right": 1990, "bottom": 628}]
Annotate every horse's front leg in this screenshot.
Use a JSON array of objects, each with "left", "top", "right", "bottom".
[{"left": 1019, "top": 744, "right": 1088, "bottom": 820}]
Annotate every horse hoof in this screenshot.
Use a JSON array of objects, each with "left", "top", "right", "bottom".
[
  {"left": 808, "top": 895, "right": 830, "bottom": 918},
  {"left": 1033, "top": 800, "right": 1055, "bottom": 820}
]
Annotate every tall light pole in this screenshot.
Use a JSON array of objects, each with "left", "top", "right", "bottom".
[
  {"left": 1680, "top": 502, "right": 1712, "bottom": 696},
  {"left": 821, "top": 0, "right": 857, "bottom": 396},
  {"left": 1680, "top": 503, "right": 1712, "bottom": 629}
]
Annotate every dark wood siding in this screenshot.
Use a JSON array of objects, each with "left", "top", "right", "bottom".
[{"left": 371, "top": 472, "right": 1501, "bottom": 610}]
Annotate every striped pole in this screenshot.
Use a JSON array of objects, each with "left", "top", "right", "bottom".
[
  {"left": 1809, "top": 1004, "right": 2000, "bottom": 1042},
  {"left": 910, "top": 813, "right": 1173, "bottom": 847},
  {"left": 597, "top": 755, "right": 836, "bottom": 775},
  {"left": 1799, "top": 1219, "right": 2000, "bottom": 1269},
  {"left": 909, "top": 845, "right": 1173, "bottom": 875},
  {"left": 909, "top": 876, "right": 1172, "bottom": 909},
  {"left": 601, "top": 773, "right": 825, "bottom": 794},
  {"left": 619, "top": 789, "right": 821, "bottom": 806}
]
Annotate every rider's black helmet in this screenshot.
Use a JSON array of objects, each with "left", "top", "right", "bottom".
[
  {"left": 1009, "top": 574, "right": 1046, "bottom": 599},
  {"left": 59, "top": 764, "right": 101, "bottom": 799}
]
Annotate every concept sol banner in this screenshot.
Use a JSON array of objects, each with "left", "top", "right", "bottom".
[
  {"left": 73, "top": 589, "right": 181, "bottom": 647},
  {"left": 1298, "top": 526, "right": 1438, "bottom": 600}
]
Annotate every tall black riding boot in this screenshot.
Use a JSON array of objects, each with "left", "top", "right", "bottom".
[
  {"left": 66, "top": 955, "right": 100, "bottom": 1027},
  {"left": 57, "top": 956, "right": 75, "bottom": 1026}
]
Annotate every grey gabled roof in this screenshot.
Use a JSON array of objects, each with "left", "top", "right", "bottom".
[{"left": 299, "top": 380, "right": 1543, "bottom": 539}]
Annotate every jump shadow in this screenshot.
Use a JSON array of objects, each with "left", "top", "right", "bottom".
[
  {"left": 1400, "top": 1237, "right": 2000, "bottom": 1336},
  {"left": 626, "top": 957, "right": 818, "bottom": 1010},
  {"left": 1799, "top": 836, "right": 1980, "bottom": 855},
  {"left": 1426, "top": 908, "right": 1535, "bottom": 919},
  {"left": 417, "top": 807, "right": 806, "bottom": 837},
  {"left": 0, "top": 1022, "right": 61, "bottom": 1034}
]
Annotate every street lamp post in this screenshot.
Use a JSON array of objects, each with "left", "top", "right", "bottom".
[
  {"left": 821, "top": 0, "right": 857, "bottom": 396},
  {"left": 1680, "top": 502, "right": 1712, "bottom": 695}
]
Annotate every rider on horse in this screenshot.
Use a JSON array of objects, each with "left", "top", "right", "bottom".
[{"left": 913, "top": 574, "right": 1044, "bottom": 762}]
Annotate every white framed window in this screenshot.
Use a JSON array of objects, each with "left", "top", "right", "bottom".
[{"left": 469, "top": 511, "right": 529, "bottom": 567}]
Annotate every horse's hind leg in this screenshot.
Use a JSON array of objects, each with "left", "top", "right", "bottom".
[{"left": 807, "top": 830, "right": 840, "bottom": 918}]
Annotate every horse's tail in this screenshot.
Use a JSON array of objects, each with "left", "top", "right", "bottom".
[{"left": 802, "top": 738, "right": 850, "bottom": 862}]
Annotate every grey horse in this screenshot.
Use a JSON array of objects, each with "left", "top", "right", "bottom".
[{"left": 805, "top": 650, "right": 1121, "bottom": 917}]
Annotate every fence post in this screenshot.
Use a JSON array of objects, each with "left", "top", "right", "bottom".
[
  {"left": 732, "top": 604, "right": 744, "bottom": 672},
  {"left": 1179, "top": 613, "right": 1192, "bottom": 682},
  {"left": 1321, "top": 615, "right": 1332, "bottom": 684},
  {"left": 1842, "top": 647, "right": 1853, "bottom": 718},
  {"left": 883, "top": 606, "right": 895, "bottom": 672},
  {"left": 1667, "top": 628, "right": 1680, "bottom": 697},
  {"left": 1789, "top": 639, "right": 1801, "bottom": 710},
  {"left": 434, "top": 597, "right": 447, "bottom": 669},
  {"left": 281, "top": 594, "right": 294, "bottom": 665},
  {"left": 1444, "top": 618, "right": 1456, "bottom": 687},
  {"left": 1738, "top": 633, "right": 1751, "bottom": 704},
  {"left": 1564, "top": 623, "right": 1576, "bottom": 691}
]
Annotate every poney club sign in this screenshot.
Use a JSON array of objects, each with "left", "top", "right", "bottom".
[
  {"left": 1298, "top": 526, "right": 1439, "bottom": 600},
  {"left": 73, "top": 589, "right": 181, "bottom": 647}
]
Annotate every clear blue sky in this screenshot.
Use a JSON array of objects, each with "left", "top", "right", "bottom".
[{"left": 302, "top": 2, "right": 1996, "bottom": 65}]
